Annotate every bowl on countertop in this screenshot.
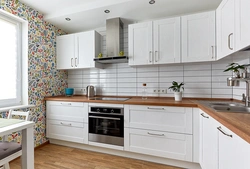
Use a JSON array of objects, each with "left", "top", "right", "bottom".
[{"left": 65, "top": 88, "right": 74, "bottom": 96}]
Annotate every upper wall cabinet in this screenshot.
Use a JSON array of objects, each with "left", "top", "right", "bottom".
[
  {"left": 216, "top": 0, "right": 235, "bottom": 59},
  {"left": 235, "top": 0, "right": 250, "bottom": 51},
  {"left": 217, "top": 0, "right": 250, "bottom": 60},
  {"left": 128, "top": 17, "right": 181, "bottom": 66},
  {"left": 181, "top": 11, "right": 216, "bottom": 62},
  {"left": 56, "top": 30, "right": 102, "bottom": 69}
]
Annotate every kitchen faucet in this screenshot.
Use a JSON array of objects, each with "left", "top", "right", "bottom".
[{"left": 227, "top": 71, "right": 250, "bottom": 107}]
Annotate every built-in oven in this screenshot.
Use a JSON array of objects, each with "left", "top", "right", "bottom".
[{"left": 88, "top": 106, "right": 124, "bottom": 146}]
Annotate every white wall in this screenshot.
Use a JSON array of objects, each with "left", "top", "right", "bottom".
[{"left": 68, "top": 26, "right": 250, "bottom": 100}]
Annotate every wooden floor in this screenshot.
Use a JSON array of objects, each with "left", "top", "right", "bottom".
[{"left": 10, "top": 144, "right": 183, "bottom": 169}]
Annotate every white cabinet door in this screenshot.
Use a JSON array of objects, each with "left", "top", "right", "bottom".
[
  {"left": 154, "top": 17, "right": 181, "bottom": 64},
  {"left": 216, "top": 0, "right": 235, "bottom": 59},
  {"left": 56, "top": 31, "right": 102, "bottom": 69},
  {"left": 128, "top": 22, "right": 153, "bottom": 66},
  {"left": 126, "top": 105, "right": 193, "bottom": 134},
  {"left": 125, "top": 128, "right": 192, "bottom": 162},
  {"left": 200, "top": 111, "right": 218, "bottom": 169},
  {"left": 46, "top": 101, "right": 89, "bottom": 144},
  {"left": 77, "top": 31, "right": 101, "bottom": 68},
  {"left": 182, "top": 11, "right": 216, "bottom": 62},
  {"left": 217, "top": 125, "right": 238, "bottom": 169},
  {"left": 235, "top": 0, "right": 250, "bottom": 50},
  {"left": 56, "top": 34, "right": 75, "bottom": 69},
  {"left": 47, "top": 120, "right": 88, "bottom": 144}
]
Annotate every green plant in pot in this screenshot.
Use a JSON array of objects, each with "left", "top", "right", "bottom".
[
  {"left": 168, "top": 81, "right": 184, "bottom": 101},
  {"left": 223, "top": 63, "right": 248, "bottom": 77}
]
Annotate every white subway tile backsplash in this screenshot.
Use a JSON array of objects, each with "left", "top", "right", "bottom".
[
  {"left": 184, "top": 76, "right": 211, "bottom": 82},
  {"left": 184, "top": 63, "right": 211, "bottom": 70},
  {"left": 184, "top": 70, "right": 211, "bottom": 77},
  {"left": 159, "top": 71, "right": 183, "bottom": 77}
]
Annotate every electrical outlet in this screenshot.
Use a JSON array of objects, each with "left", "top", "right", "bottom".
[
  {"left": 153, "top": 89, "right": 158, "bottom": 93},
  {"left": 161, "top": 89, "right": 167, "bottom": 93}
]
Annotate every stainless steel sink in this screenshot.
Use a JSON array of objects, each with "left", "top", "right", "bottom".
[
  {"left": 200, "top": 101, "right": 249, "bottom": 113},
  {"left": 208, "top": 103, "right": 242, "bottom": 107},
  {"left": 210, "top": 105, "right": 250, "bottom": 113}
]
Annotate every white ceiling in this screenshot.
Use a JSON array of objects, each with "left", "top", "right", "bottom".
[{"left": 20, "top": 0, "right": 222, "bottom": 33}]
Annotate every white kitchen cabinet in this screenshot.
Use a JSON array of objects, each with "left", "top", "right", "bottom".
[
  {"left": 218, "top": 124, "right": 250, "bottom": 169},
  {"left": 199, "top": 111, "right": 218, "bottom": 169},
  {"left": 128, "top": 17, "right": 181, "bottom": 66},
  {"left": 217, "top": 0, "right": 250, "bottom": 60},
  {"left": 124, "top": 105, "right": 193, "bottom": 162},
  {"left": 216, "top": 0, "right": 235, "bottom": 59},
  {"left": 199, "top": 109, "right": 250, "bottom": 169},
  {"left": 125, "top": 105, "right": 192, "bottom": 134},
  {"left": 235, "top": 0, "right": 250, "bottom": 51},
  {"left": 125, "top": 128, "right": 192, "bottom": 161},
  {"left": 182, "top": 11, "right": 216, "bottom": 62},
  {"left": 56, "top": 34, "right": 75, "bottom": 69},
  {"left": 46, "top": 101, "right": 88, "bottom": 144},
  {"left": 56, "top": 30, "right": 102, "bottom": 69}
]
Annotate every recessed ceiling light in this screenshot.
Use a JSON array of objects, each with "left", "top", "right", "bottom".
[
  {"left": 104, "top": 10, "right": 110, "bottom": 13},
  {"left": 149, "top": 0, "right": 155, "bottom": 4},
  {"left": 65, "top": 18, "right": 71, "bottom": 21}
]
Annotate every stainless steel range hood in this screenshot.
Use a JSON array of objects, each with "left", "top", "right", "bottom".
[{"left": 94, "top": 18, "right": 128, "bottom": 64}]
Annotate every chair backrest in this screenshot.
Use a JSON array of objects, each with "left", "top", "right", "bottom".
[{"left": 8, "top": 109, "right": 30, "bottom": 121}]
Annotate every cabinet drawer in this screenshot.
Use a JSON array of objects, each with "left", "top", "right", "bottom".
[
  {"left": 46, "top": 101, "right": 88, "bottom": 123},
  {"left": 125, "top": 105, "right": 193, "bottom": 134},
  {"left": 46, "top": 119, "right": 88, "bottom": 144},
  {"left": 124, "top": 128, "right": 192, "bottom": 162}
]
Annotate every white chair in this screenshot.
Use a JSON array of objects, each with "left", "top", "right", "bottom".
[{"left": 0, "top": 109, "right": 30, "bottom": 169}]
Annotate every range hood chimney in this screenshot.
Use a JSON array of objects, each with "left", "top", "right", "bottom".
[{"left": 94, "top": 18, "right": 128, "bottom": 64}]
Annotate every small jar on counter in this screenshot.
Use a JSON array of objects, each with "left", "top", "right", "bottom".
[{"left": 142, "top": 83, "right": 147, "bottom": 100}]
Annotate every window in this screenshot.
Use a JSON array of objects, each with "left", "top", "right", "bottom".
[{"left": 0, "top": 13, "right": 22, "bottom": 107}]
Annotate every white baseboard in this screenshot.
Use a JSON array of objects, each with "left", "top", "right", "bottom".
[{"left": 49, "top": 139, "right": 201, "bottom": 169}]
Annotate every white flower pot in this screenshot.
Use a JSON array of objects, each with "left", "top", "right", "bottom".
[{"left": 174, "top": 92, "right": 182, "bottom": 101}]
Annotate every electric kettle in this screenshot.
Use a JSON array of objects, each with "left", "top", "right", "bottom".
[{"left": 86, "top": 85, "right": 95, "bottom": 97}]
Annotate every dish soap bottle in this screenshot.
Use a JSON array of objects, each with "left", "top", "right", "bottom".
[{"left": 142, "top": 83, "right": 147, "bottom": 100}]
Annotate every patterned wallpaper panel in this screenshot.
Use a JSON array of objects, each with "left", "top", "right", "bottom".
[{"left": 0, "top": 0, "right": 68, "bottom": 146}]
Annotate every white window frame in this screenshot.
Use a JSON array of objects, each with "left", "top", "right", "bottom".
[{"left": 0, "top": 9, "right": 28, "bottom": 108}]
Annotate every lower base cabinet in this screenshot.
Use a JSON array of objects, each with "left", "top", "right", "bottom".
[
  {"left": 46, "top": 101, "right": 88, "bottom": 144},
  {"left": 200, "top": 110, "right": 250, "bottom": 169},
  {"left": 47, "top": 120, "right": 88, "bottom": 144},
  {"left": 124, "top": 128, "right": 192, "bottom": 161}
]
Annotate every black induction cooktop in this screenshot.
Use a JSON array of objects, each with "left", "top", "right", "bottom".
[{"left": 89, "top": 97, "right": 130, "bottom": 101}]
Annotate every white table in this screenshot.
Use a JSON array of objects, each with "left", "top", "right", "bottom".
[{"left": 0, "top": 119, "right": 35, "bottom": 169}]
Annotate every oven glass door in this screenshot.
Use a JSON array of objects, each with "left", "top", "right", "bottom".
[{"left": 89, "top": 113, "right": 124, "bottom": 138}]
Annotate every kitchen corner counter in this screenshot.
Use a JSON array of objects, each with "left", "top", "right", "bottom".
[{"left": 44, "top": 95, "right": 250, "bottom": 144}]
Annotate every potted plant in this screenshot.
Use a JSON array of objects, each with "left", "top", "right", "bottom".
[
  {"left": 168, "top": 81, "right": 184, "bottom": 101},
  {"left": 223, "top": 63, "right": 247, "bottom": 77}
]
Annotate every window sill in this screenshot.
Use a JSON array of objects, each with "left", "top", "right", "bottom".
[{"left": 0, "top": 105, "right": 35, "bottom": 112}]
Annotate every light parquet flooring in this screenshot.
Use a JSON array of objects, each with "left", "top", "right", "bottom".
[{"left": 10, "top": 144, "right": 183, "bottom": 169}]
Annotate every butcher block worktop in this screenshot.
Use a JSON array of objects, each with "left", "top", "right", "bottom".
[{"left": 45, "top": 95, "right": 250, "bottom": 144}]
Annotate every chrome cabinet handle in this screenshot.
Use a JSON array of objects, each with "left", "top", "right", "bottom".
[
  {"left": 147, "top": 107, "right": 165, "bottom": 110},
  {"left": 89, "top": 116, "right": 120, "bottom": 121},
  {"left": 75, "top": 58, "right": 77, "bottom": 67},
  {"left": 217, "top": 126, "right": 233, "bottom": 138},
  {"left": 60, "top": 103, "right": 71, "bottom": 106},
  {"left": 201, "top": 113, "right": 209, "bottom": 119},
  {"left": 149, "top": 51, "right": 152, "bottom": 63},
  {"left": 155, "top": 51, "right": 158, "bottom": 62},
  {"left": 60, "top": 122, "right": 72, "bottom": 126},
  {"left": 71, "top": 58, "right": 73, "bottom": 67},
  {"left": 147, "top": 132, "right": 165, "bottom": 136},
  {"left": 228, "top": 33, "right": 233, "bottom": 50}
]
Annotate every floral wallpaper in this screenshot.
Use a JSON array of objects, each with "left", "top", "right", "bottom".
[{"left": 0, "top": 0, "right": 68, "bottom": 146}]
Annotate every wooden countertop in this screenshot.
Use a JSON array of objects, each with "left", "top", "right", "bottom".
[{"left": 44, "top": 95, "right": 250, "bottom": 144}]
